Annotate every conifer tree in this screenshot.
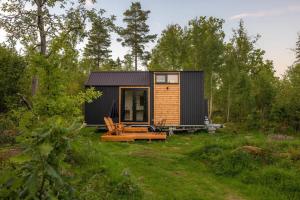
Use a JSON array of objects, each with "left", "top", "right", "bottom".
[
  {"left": 118, "top": 2, "right": 156, "bottom": 71},
  {"left": 296, "top": 33, "right": 300, "bottom": 64},
  {"left": 84, "top": 10, "right": 114, "bottom": 69}
]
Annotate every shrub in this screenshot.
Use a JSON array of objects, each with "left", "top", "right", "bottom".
[
  {"left": 212, "top": 151, "right": 258, "bottom": 176},
  {"left": 0, "top": 119, "right": 82, "bottom": 199},
  {"left": 190, "top": 144, "right": 226, "bottom": 163},
  {"left": 258, "top": 167, "right": 300, "bottom": 200},
  {"left": 110, "top": 170, "right": 143, "bottom": 200}
]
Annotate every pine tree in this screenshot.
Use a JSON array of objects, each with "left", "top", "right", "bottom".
[
  {"left": 296, "top": 33, "right": 300, "bottom": 64},
  {"left": 123, "top": 54, "right": 134, "bottom": 71},
  {"left": 118, "top": 2, "right": 157, "bottom": 71},
  {"left": 84, "top": 11, "right": 114, "bottom": 70}
]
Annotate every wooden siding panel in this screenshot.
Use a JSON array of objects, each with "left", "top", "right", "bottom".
[{"left": 154, "top": 82, "right": 180, "bottom": 126}]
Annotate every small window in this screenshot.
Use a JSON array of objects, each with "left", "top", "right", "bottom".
[
  {"left": 167, "top": 74, "right": 179, "bottom": 83},
  {"left": 156, "top": 74, "right": 167, "bottom": 83},
  {"left": 155, "top": 74, "right": 179, "bottom": 84}
]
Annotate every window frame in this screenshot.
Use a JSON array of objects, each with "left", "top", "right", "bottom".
[
  {"left": 155, "top": 73, "right": 179, "bottom": 84},
  {"left": 155, "top": 74, "right": 167, "bottom": 83}
]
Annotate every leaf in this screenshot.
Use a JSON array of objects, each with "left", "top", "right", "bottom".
[
  {"left": 38, "top": 143, "right": 53, "bottom": 157},
  {"left": 45, "top": 164, "right": 63, "bottom": 185}
]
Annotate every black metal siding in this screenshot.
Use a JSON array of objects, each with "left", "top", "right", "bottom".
[
  {"left": 85, "top": 86, "right": 119, "bottom": 125},
  {"left": 85, "top": 72, "right": 150, "bottom": 86},
  {"left": 150, "top": 72, "right": 154, "bottom": 125},
  {"left": 180, "top": 71, "right": 205, "bottom": 125}
]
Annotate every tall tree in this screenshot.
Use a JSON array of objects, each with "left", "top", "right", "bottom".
[
  {"left": 149, "top": 24, "right": 187, "bottom": 71},
  {"left": 100, "top": 58, "right": 122, "bottom": 71},
  {"left": 122, "top": 54, "right": 134, "bottom": 71},
  {"left": 84, "top": 10, "right": 115, "bottom": 70},
  {"left": 273, "top": 64, "right": 300, "bottom": 131},
  {"left": 186, "top": 16, "right": 225, "bottom": 119},
  {"left": 296, "top": 33, "right": 300, "bottom": 64},
  {"left": 217, "top": 20, "right": 277, "bottom": 126},
  {"left": 0, "top": 0, "right": 94, "bottom": 95},
  {"left": 118, "top": 2, "right": 156, "bottom": 71}
]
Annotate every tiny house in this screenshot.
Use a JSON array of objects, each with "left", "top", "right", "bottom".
[{"left": 84, "top": 71, "right": 207, "bottom": 128}]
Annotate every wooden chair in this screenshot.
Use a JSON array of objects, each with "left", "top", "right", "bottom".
[
  {"left": 104, "top": 117, "right": 121, "bottom": 135},
  {"left": 150, "top": 119, "right": 166, "bottom": 132},
  {"left": 107, "top": 117, "right": 148, "bottom": 133},
  {"left": 102, "top": 117, "right": 167, "bottom": 142}
]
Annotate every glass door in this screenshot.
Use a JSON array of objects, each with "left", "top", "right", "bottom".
[{"left": 121, "top": 88, "right": 148, "bottom": 123}]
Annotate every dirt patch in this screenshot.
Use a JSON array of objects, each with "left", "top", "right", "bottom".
[
  {"left": 226, "top": 194, "right": 245, "bottom": 200},
  {"left": 233, "top": 145, "right": 263, "bottom": 155},
  {"left": 268, "top": 134, "right": 294, "bottom": 141},
  {"left": 0, "top": 147, "right": 22, "bottom": 162}
]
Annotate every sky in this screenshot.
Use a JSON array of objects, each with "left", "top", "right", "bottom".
[
  {"left": 1, "top": 0, "right": 299, "bottom": 76},
  {"left": 92, "top": 0, "right": 300, "bottom": 76}
]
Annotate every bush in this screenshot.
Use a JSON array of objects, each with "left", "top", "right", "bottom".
[
  {"left": 212, "top": 151, "right": 258, "bottom": 176},
  {"left": 111, "top": 172, "right": 143, "bottom": 200},
  {"left": 0, "top": 115, "right": 17, "bottom": 145},
  {"left": 258, "top": 167, "right": 300, "bottom": 200},
  {"left": 190, "top": 144, "right": 226, "bottom": 164},
  {"left": 192, "top": 143, "right": 275, "bottom": 177}
]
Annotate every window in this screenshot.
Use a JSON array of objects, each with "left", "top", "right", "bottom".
[
  {"left": 156, "top": 74, "right": 167, "bottom": 83},
  {"left": 167, "top": 74, "right": 179, "bottom": 83},
  {"left": 155, "top": 74, "right": 179, "bottom": 84}
]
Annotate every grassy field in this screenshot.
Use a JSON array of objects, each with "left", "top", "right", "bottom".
[
  {"left": 1, "top": 128, "right": 300, "bottom": 199},
  {"left": 66, "top": 128, "right": 300, "bottom": 200}
]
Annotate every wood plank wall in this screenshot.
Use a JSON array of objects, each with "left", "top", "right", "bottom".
[{"left": 154, "top": 79, "right": 180, "bottom": 125}]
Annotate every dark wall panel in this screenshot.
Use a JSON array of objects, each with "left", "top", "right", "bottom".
[
  {"left": 180, "top": 72, "right": 205, "bottom": 125},
  {"left": 85, "top": 86, "right": 119, "bottom": 125},
  {"left": 150, "top": 72, "right": 154, "bottom": 125}
]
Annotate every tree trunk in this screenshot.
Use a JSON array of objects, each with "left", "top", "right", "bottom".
[
  {"left": 31, "top": 0, "right": 47, "bottom": 96},
  {"left": 226, "top": 84, "right": 231, "bottom": 122},
  {"left": 134, "top": 52, "right": 138, "bottom": 71},
  {"left": 37, "top": 1, "right": 46, "bottom": 55},
  {"left": 31, "top": 76, "right": 39, "bottom": 96}
]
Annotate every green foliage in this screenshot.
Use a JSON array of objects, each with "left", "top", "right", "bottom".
[
  {"left": 213, "top": 151, "right": 260, "bottom": 176},
  {"left": 83, "top": 9, "right": 115, "bottom": 70},
  {"left": 215, "top": 20, "right": 278, "bottom": 128},
  {"left": 188, "top": 132, "right": 300, "bottom": 200},
  {"left": 65, "top": 132, "right": 143, "bottom": 200},
  {"left": 296, "top": 33, "right": 300, "bottom": 64},
  {"left": 26, "top": 44, "right": 101, "bottom": 118},
  {"left": 243, "top": 167, "right": 300, "bottom": 200},
  {"left": 118, "top": 2, "right": 157, "bottom": 70},
  {"left": 0, "top": 0, "right": 95, "bottom": 53},
  {"left": 190, "top": 144, "right": 227, "bottom": 163},
  {"left": 0, "top": 119, "right": 82, "bottom": 199},
  {"left": 149, "top": 24, "right": 187, "bottom": 71},
  {"left": 0, "top": 45, "right": 26, "bottom": 112},
  {"left": 273, "top": 64, "right": 300, "bottom": 131}
]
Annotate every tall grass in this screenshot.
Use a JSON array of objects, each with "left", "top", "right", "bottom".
[
  {"left": 66, "top": 131, "right": 143, "bottom": 200},
  {"left": 189, "top": 132, "right": 300, "bottom": 200}
]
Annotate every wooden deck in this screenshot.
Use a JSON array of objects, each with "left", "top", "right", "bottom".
[{"left": 101, "top": 132, "right": 167, "bottom": 142}]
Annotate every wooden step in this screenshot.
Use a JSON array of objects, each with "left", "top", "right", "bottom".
[{"left": 101, "top": 132, "right": 167, "bottom": 142}]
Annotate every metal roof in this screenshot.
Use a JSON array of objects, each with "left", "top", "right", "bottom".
[{"left": 85, "top": 71, "right": 151, "bottom": 86}]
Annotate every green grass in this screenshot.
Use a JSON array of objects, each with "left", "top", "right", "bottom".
[
  {"left": 2, "top": 128, "right": 300, "bottom": 199},
  {"left": 68, "top": 128, "right": 300, "bottom": 200}
]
